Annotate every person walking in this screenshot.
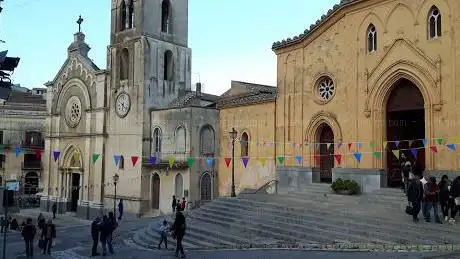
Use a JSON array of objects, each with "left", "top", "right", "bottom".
[
  {"left": 181, "top": 197, "right": 187, "bottom": 212},
  {"left": 172, "top": 195, "right": 177, "bottom": 213},
  {"left": 37, "top": 213, "right": 45, "bottom": 231},
  {"left": 99, "top": 215, "right": 110, "bottom": 256},
  {"left": 107, "top": 212, "right": 118, "bottom": 255},
  {"left": 158, "top": 220, "right": 169, "bottom": 249},
  {"left": 408, "top": 175, "right": 424, "bottom": 222},
  {"left": 171, "top": 210, "right": 186, "bottom": 258},
  {"left": 438, "top": 175, "right": 451, "bottom": 222},
  {"left": 21, "top": 218, "right": 36, "bottom": 258},
  {"left": 52, "top": 203, "right": 57, "bottom": 219},
  {"left": 118, "top": 199, "right": 124, "bottom": 221},
  {"left": 400, "top": 153, "right": 411, "bottom": 195},
  {"left": 41, "top": 219, "right": 56, "bottom": 255},
  {"left": 91, "top": 217, "right": 101, "bottom": 257},
  {"left": 450, "top": 176, "right": 460, "bottom": 223},
  {"left": 423, "top": 176, "right": 442, "bottom": 223}
]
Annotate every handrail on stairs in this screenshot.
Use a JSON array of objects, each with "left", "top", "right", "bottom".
[{"left": 246, "top": 179, "right": 279, "bottom": 194}]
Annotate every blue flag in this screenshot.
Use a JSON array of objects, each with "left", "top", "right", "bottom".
[{"left": 113, "top": 155, "right": 121, "bottom": 166}]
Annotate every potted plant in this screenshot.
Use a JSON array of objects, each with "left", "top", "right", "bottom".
[{"left": 331, "top": 178, "right": 361, "bottom": 195}]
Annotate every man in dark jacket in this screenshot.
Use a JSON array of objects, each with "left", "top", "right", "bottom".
[
  {"left": 99, "top": 215, "right": 111, "bottom": 256},
  {"left": 171, "top": 211, "right": 186, "bottom": 258},
  {"left": 424, "top": 176, "right": 442, "bottom": 223},
  {"left": 21, "top": 218, "right": 36, "bottom": 258},
  {"left": 91, "top": 217, "right": 101, "bottom": 256},
  {"left": 52, "top": 203, "right": 57, "bottom": 219},
  {"left": 41, "top": 219, "right": 56, "bottom": 254},
  {"left": 408, "top": 175, "right": 424, "bottom": 222}
]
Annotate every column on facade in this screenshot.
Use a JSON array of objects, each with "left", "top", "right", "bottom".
[
  {"left": 58, "top": 170, "right": 63, "bottom": 199},
  {"left": 79, "top": 170, "right": 84, "bottom": 205},
  {"left": 67, "top": 171, "right": 71, "bottom": 199}
]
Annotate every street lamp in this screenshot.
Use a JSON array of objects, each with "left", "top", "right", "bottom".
[
  {"left": 112, "top": 173, "right": 119, "bottom": 218},
  {"left": 229, "top": 128, "right": 237, "bottom": 197}
]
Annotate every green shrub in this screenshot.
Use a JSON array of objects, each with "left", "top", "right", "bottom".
[{"left": 331, "top": 178, "right": 361, "bottom": 195}]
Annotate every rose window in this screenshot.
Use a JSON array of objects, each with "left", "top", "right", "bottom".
[
  {"left": 65, "top": 96, "right": 82, "bottom": 128},
  {"left": 317, "top": 77, "right": 335, "bottom": 102}
]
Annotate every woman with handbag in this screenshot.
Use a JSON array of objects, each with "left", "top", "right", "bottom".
[
  {"left": 171, "top": 210, "right": 186, "bottom": 258},
  {"left": 407, "top": 175, "right": 424, "bottom": 222}
]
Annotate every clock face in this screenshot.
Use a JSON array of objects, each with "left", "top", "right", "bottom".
[{"left": 115, "top": 92, "right": 130, "bottom": 118}]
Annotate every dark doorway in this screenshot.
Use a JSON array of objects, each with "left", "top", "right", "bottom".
[
  {"left": 200, "top": 173, "right": 212, "bottom": 201},
  {"left": 24, "top": 172, "right": 39, "bottom": 195},
  {"left": 386, "top": 78, "right": 425, "bottom": 187},
  {"left": 70, "top": 173, "right": 80, "bottom": 212},
  {"left": 318, "top": 123, "right": 334, "bottom": 183},
  {"left": 151, "top": 174, "right": 160, "bottom": 209}
]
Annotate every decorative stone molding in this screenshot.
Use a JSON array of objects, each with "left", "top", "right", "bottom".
[{"left": 305, "top": 111, "right": 342, "bottom": 143}]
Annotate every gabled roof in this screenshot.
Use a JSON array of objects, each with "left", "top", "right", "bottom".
[
  {"left": 168, "top": 90, "right": 219, "bottom": 109},
  {"left": 6, "top": 91, "right": 46, "bottom": 105},
  {"left": 217, "top": 81, "right": 277, "bottom": 109},
  {"left": 272, "top": 0, "right": 358, "bottom": 51}
]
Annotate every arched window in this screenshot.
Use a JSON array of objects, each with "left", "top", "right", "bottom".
[
  {"left": 175, "top": 173, "right": 183, "bottom": 198},
  {"left": 119, "top": 155, "right": 125, "bottom": 169},
  {"left": 120, "top": 0, "right": 127, "bottom": 31},
  {"left": 120, "top": 48, "right": 129, "bottom": 80},
  {"left": 175, "top": 126, "right": 186, "bottom": 153},
  {"left": 428, "top": 6, "right": 442, "bottom": 39},
  {"left": 161, "top": 0, "right": 170, "bottom": 33},
  {"left": 200, "top": 125, "right": 215, "bottom": 155},
  {"left": 163, "top": 50, "right": 173, "bottom": 81},
  {"left": 241, "top": 132, "right": 249, "bottom": 157},
  {"left": 367, "top": 24, "right": 377, "bottom": 52},
  {"left": 128, "top": 0, "right": 135, "bottom": 29},
  {"left": 152, "top": 128, "right": 162, "bottom": 156}
]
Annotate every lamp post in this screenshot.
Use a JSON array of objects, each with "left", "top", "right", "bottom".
[
  {"left": 229, "top": 128, "right": 237, "bottom": 197},
  {"left": 112, "top": 173, "right": 119, "bottom": 218}
]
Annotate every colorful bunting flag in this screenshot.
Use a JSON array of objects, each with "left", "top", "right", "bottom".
[
  {"left": 113, "top": 155, "right": 121, "bottom": 166},
  {"left": 334, "top": 154, "right": 342, "bottom": 165},
  {"left": 447, "top": 144, "right": 456, "bottom": 151},
  {"left": 295, "top": 155, "right": 303, "bottom": 165},
  {"left": 15, "top": 146, "right": 21, "bottom": 157},
  {"left": 277, "top": 156, "right": 285, "bottom": 165},
  {"left": 358, "top": 143, "right": 363, "bottom": 150},
  {"left": 430, "top": 145, "right": 438, "bottom": 153},
  {"left": 408, "top": 140, "right": 413, "bottom": 146},
  {"left": 150, "top": 156, "right": 157, "bottom": 165},
  {"left": 383, "top": 141, "right": 388, "bottom": 149},
  {"left": 422, "top": 139, "right": 427, "bottom": 147},
  {"left": 314, "top": 155, "right": 320, "bottom": 164},
  {"left": 187, "top": 157, "right": 195, "bottom": 167},
  {"left": 53, "top": 151, "right": 60, "bottom": 162},
  {"left": 347, "top": 143, "right": 352, "bottom": 150},
  {"left": 373, "top": 151, "right": 382, "bottom": 159},
  {"left": 410, "top": 148, "right": 417, "bottom": 158},
  {"left": 241, "top": 156, "right": 249, "bottom": 168},
  {"left": 437, "top": 138, "right": 444, "bottom": 145},
  {"left": 353, "top": 152, "right": 362, "bottom": 163},
  {"left": 327, "top": 143, "right": 333, "bottom": 150},
  {"left": 224, "top": 158, "right": 231, "bottom": 168},
  {"left": 206, "top": 158, "right": 214, "bottom": 167},
  {"left": 336, "top": 143, "right": 342, "bottom": 149},
  {"left": 131, "top": 156, "right": 139, "bottom": 167},
  {"left": 392, "top": 150, "right": 400, "bottom": 159},
  {"left": 394, "top": 141, "right": 400, "bottom": 148},
  {"left": 168, "top": 156, "right": 175, "bottom": 168},
  {"left": 92, "top": 153, "right": 100, "bottom": 164}
]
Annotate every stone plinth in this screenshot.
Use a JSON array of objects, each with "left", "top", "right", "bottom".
[{"left": 332, "top": 168, "right": 386, "bottom": 193}]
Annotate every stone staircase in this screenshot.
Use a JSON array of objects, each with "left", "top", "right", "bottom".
[{"left": 133, "top": 184, "right": 460, "bottom": 251}]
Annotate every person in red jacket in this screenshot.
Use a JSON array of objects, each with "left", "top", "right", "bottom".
[
  {"left": 181, "top": 197, "right": 186, "bottom": 211},
  {"left": 424, "top": 176, "right": 442, "bottom": 223}
]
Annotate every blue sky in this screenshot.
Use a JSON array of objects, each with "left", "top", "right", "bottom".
[{"left": 1, "top": 0, "right": 339, "bottom": 95}]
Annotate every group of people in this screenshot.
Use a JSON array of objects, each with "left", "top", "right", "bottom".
[
  {"left": 401, "top": 154, "right": 460, "bottom": 223},
  {"left": 21, "top": 213, "right": 57, "bottom": 258},
  {"left": 91, "top": 211, "right": 119, "bottom": 257},
  {"left": 157, "top": 196, "right": 187, "bottom": 258}
]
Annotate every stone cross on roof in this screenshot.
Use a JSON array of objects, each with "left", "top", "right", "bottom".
[{"left": 77, "top": 15, "right": 84, "bottom": 33}]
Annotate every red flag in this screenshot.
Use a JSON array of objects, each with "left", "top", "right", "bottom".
[
  {"left": 314, "top": 155, "right": 320, "bottom": 164},
  {"left": 224, "top": 158, "right": 232, "bottom": 168},
  {"left": 429, "top": 145, "right": 438, "bottom": 153},
  {"left": 34, "top": 149, "right": 42, "bottom": 160},
  {"left": 131, "top": 156, "right": 139, "bottom": 167},
  {"left": 334, "top": 154, "right": 342, "bottom": 165},
  {"left": 347, "top": 143, "right": 352, "bottom": 150}
]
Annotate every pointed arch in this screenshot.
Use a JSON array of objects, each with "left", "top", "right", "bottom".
[
  {"left": 61, "top": 144, "right": 83, "bottom": 169},
  {"left": 367, "top": 24, "right": 377, "bottom": 53},
  {"left": 174, "top": 173, "right": 183, "bottom": 198},
  {"left": 161, "top": 0, "right": 171, "bottom": 33},
  {"left": 384, "top": 3, "right": 415, "bottom": 30},
  {"left": 200, "top": 125, "right": 215, "bottom": 155},
  {"left": 428, "top": 5, "right": 442, "bottom": 39},
  {"left": 305, "top": 111, "right": 343, "bottom": 144},
  {"left": 163, "top": 50, "right": 174, "bottom": 81},
  {"left": 175, "top": 125, "right": 186, "bottom": 153},
  {"left": 357, "top": 11, "right": 385, "bottom": 40},
  {"left": 152, "top": 127, "right": 162, "bottom": 157},
  {"left": 200, "top": 172, "right": 212, "bottom": 201},
  {"left": 128, "top": 0, "right": 135, "bottom": 29},
  {"left": 120, "top": 48, "right": 129, "bottom": 80},
  {"left": 120, "top": 0, "right": 127, "bottom": 31},
  {"left": 240, "top": 132, "right": 249, "bottom": 157}
]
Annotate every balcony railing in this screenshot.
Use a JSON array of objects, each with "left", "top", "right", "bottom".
[
  {"left": 142, "top": 152, "right": 190, "bottom": 169},
  {"left": 22, "top": 161, "right": 43, "bottom": 170},
  {"left": 21, "top": 140, "right": 45, "bottom": 150}
]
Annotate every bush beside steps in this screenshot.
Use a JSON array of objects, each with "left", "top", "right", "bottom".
[{"left": 331, "top": 178, "right": 361, "bottom": 195}]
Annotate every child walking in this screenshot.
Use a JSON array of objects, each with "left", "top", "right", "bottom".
[{"left": 158, "top": 220, "right": 169, "bottom": 249}]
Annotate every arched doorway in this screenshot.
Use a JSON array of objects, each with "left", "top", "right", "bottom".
[
  {"left": 175, "top": 173, "right": 183, "bottom": 198},
  {"left": 317, "top": 123, "right": 334, "bottom": 183},
  {"left": 386, "top": 78, "right": 425, "bottom": 187},
  {"left": 200, "top": 172, "right": 212, "bottom": 201},
  {"left": 151, "top": 173, "right": 160, "bottom": 209},
  {"left": 24, "top": 172, "right": 39, "bottom": 195}
]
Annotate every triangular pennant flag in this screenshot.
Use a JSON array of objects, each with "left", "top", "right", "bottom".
[
  {"left": 327, "top": 143, "right": 333, "bottom": 150},
  {"left": 422, "top": 139, "right": 427, "bottom": 147},
  {"left": 314, "top": 155, "right": 320, "bottom": 164},
  {"left": 394, "top": 141, "right": 400, "bottom": 148},
  {"left": 168, "top": 156, "right": 175, "bottom": 168},
  {"left": 316, "top": 143, "right": 321, "bottom": 150},
  {"left": 113, "top": 155, "right": 121, "bottom": 166},
  {"left": 15, "top": 146, "right": 21, "bottom": 157},
  {"left": 430, "top": 145, "right": 438, "bottom": 153},
  {"left": 369, "top": 141, "right": 375, "bottom": 148},
  {"left": 92, "top": 153, "right": 100, "bottom": 164},
  {"left": 295, "top": 155, "right": 303, "bottom": 165},
  {"left": 437, "top": 138, "right": 444, "bottom": 145},
  {"left": 259, "top": 158, "right": 266, "bottom": 167},
  {"left": 34, "top": 149, "right": 42, "bottom": 160},
  {"left": 131, "top": 156, "right": 139, "bottom": 167},
  {"left": 383, "top": 141, "right": 388, "bottom": 149},
  {"left": 447, "top": 144, "right": 456, "bottom": 151},
  {"left": 392, "top": 150, "right": 400, "bottom": 159},
  {"left": 224, "top": 158, "right": 231, "bottom": 168},
  {"left": 408, "top": 140, "right": 413, "bottom": 147},
  {"left": 336, "top": 143, "right": 342, "bottom": 149},
  {"left": 206, "top": 158, "right": 214, "bottom": 167},
  {"left": 358, "top": 143, "right": 363, "bottom": 149},
  {"left": 347, "top": 143, "right": 352, "bottom": 150},
  {"left": 353, "top": 152, "right": 362, "bottom": 163},
  {"left": 373, "top": 151, "right": 382, "bottom": 159},
  {"left": 53, "top": 151, "right": 60, "bottom": 162},
  {"left": 334, "top": 154, "right": 342, "bottom": 165},
  {"left": 410, "top": 148, "right": 418, "bottom": 157},
  {"left": 150, "top": 156, "right": 157, "bottom": 165},
  {"left": 277, "top": 156, "right": 285, "bottom": 165},
  {"left": 241, "top": 156, "right": 249, "bottom": 168},
  {"left": 187, "top": 157, "right": 195, "bottom": 167}
]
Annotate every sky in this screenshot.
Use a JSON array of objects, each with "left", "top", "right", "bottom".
[{"left": 1, "top": 0, "right": 339, "bottom": 96}]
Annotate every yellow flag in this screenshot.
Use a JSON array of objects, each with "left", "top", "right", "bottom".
[
  {"left": 383, "top": 141, "right": 388, "bottom": 149},
  {"left": 259, "top": 158, "right": 266, "bottom": 167},
  {"left": 168, "top": 156, "right": 175, "bottom": 168},
  {"left": 392, "top": 150, "right": 400, "bottom": 159}
]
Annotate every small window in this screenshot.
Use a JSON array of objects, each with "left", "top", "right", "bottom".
[
  {"left": 120, "top": 48, "right": 129, "bottom": 80},
  {"left": 241, "top": 132, "right": 249, "bottom": 157},
  {"left": 428, "top": 6, "right": 442, "bottom": 39},
  {"left": 200, "top": 125, "right": 215, "bottom": 155},
  {"left": 119, "top": 155, "right": 125, "bottom": 169},
  {"left": 163, "top": 50, "right": 173, "bottom": 81},
  {"left": 128, "top": 0, "right": 135, "bottom": 29},
  {"left": 120, "top": 1, "right": 127, "bottom": 31},
  {"left": 175, "top": 126, "right": 186, "bottom": 153},
  {"left": 152, "top": 128, "right": 162, "bottom": 155},
  {"left": 161, "top": 0, "right": 170, "bottom": 33},
  {"left": 367, "top": 24, "right": 377, "bottom": 52}
]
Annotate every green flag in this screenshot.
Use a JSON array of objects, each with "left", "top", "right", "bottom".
[
  {"left": 277, "top": 156, "right": 285, "bottom": 164},
  {"left": 187, "top": 157, "right": 195, "bottom": 167},
  {"left": 436, "top": 138, "right": 444, "bottom": 145},
  {"left": 373, "top": 151, "right": 382, "bottom": 159},
  {"left": 92, "top": 153, "right": 100, "bottom": 164}
]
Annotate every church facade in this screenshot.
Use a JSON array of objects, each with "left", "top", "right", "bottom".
[
  {"left": 218, "top": 0, "right": 460, "bottom": 195},
  {"left": 42, "top": 0, "right": 219, "bottom": 218}
]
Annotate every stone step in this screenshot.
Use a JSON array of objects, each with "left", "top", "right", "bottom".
[
  {"left": 133, "top": 229, "right": 199, "bottom": 250},
  {"left": 193, "top": 204, "right": 397, "bottom": 244},
  {"left": 210, "top": 198, "right": 459, "bottom": 244},
  {"left": 143, "top": 224, "right": 219, "bottom": 249},
  {"left": 231, "top": 195, "right": 460, "bottom": 235}
]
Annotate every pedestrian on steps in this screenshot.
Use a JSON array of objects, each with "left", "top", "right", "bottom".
[
  {"left": 107, "top": 212, "right": 118, "bottom": 255},
  {"left": 408, "top": 174, "right": 423, "bottom": 222},
  {"left": 438, "top": 175, "right": 451, "bottom": 222},
  {"left": 41, "top": 219, "right": 56, "bottom": 255},
  {"left": 172, "top": 195, "right": 177, "bottom": 213},
  {"left": 400, "top": 153, "right": 411, "bottom": 195},
  {"left": 450, "top": 176, "right": 460, "bottom": 223},
  {"left": 21, "top": 218, "right": 36, "bottom": 258},
  {"left": 181, "top": 197, "right": 187, "bottom": 211},
  {"left": 99, "top": 215, "right": 111, "bottom": 256},
  {"left": 423, "top": 176, "right": 442, "bottom": 223},
  {"left": 52, "top": 202, "right": 57, "bottom": 219},
  {"left": 158, "top": 220, "right": 169, "bottom": 249},
  {"left": 171, "top": 210, "right": 186, "bottom": 258},
  {"left": 91, "top": 217, "right": 101, "bottom": 256},
  {"left": 118, "top": 199, "right": 124, "bottom": 221}
]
